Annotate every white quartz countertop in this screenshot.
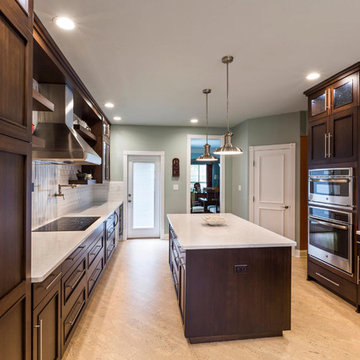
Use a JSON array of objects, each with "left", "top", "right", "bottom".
[
  {"left": 31, "top": 201, "right": 122, "bottom": 283},
  {"left": 167, "top": 213, "right": 296, "bottom": 250}
]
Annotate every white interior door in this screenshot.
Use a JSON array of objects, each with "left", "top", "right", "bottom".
[
  {"left": 249, "top": 144, "right": 295, "bottom": 240},
  {"left": 127, "top": 155, "right": 160, "bottom": 238}
]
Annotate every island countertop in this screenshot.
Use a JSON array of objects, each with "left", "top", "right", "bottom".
[
  {"left": 31, "top": 201, "right": 122, "bottom": 283},
  {"left": 167, "top": 213, "right": 296, "bottom": 250}
]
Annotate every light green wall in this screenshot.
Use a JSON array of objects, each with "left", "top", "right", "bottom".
[
  {"left": 231, "top": 111, "right": 307, "bottom": 247},
  {"left": 110, "top": 125, "right": 232, "bottom": 232}
]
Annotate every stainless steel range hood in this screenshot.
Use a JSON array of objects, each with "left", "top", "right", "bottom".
[{"left": 32, "top": 84, "right": 102, "bottom": 165}]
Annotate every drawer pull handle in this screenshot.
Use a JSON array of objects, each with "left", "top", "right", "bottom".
[
  {"left": 67, "top": 300, "right": 84, "bottom": 326},
  {"left": 66, "top": 269, "right": 86, "bottom": 290},
  {"left": 315, "top": 272, "right": 340, "bottom": 287},
  {"left": 90, "top": 267, "right": 102, "bottom": 283},
  {"left": 90, "top": 245, "right": 102, "bottom": 256},
  {"left": 67, "top": 246, "right": 85, "bottom": 261},
  {"left": 45, "top": 272, "right": 62, "bottom": 290}
]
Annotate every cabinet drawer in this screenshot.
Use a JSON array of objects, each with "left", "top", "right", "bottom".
[
  {"left": 88, "top": 257, "right": 104, "bottom": 297},
  {"left": 106, "top": 232, "right": 116, "bottom": 261},
  {"left": 87, "top": 232, "right": 104, "bottom": 269},
  {"left": 63, "top": 258, "right": 86, "bottom": 304},
  {"left": 63, "top": 289, "right": 86, "bottom": 344},
  {"left": 308, "top": 260, "right": 357, "bottom": 304},
  {"left": 106, "top": 213, "right": 116, "bottom": 238},
  {"left": 62, "top": 244, "right": 87, "bottom": 276},
  {"left": 33, "top": 265, "right": 62, "bottom": 309}
]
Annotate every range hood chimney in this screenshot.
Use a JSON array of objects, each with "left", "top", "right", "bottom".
[{"left": 32, "top": 84, "right": 102, "bottom": 165}]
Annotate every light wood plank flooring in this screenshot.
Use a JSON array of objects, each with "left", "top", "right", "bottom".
[{"left": 63, "top": 239, "right": 360, "bottom": 360}]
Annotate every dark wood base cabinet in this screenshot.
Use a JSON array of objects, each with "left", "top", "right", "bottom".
[
  {"left": 169, "top": 227, "right": 292, "bottom": 343},
  {"left": 31, "top": 209, "right": 121, "bottom": 359},
  {"left": 307, "top": 258, "right": 357, "bottom": 306}
]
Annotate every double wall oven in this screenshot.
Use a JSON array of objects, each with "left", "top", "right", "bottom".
[{"left": 308, "top": 168, "right": 355, "bottom": 274}]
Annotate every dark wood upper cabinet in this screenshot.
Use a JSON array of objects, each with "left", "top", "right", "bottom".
[
  {"left": 330, "top": 73, "right": 359, "bottom": 114},
  {"left": 305, "top": 64, "right": 360, "bottom": 167},
  {"left": 328, "top": 107, "right": 358, "bottom": 163},
  {"left": 0, "top": 1, "right": 33, "bottom": 142},
  {"left": 308, "top": 117, "right": 328, "bottom": 165},
  {"left": 308, "top": 89, "right": 328, "bottom": 121}
]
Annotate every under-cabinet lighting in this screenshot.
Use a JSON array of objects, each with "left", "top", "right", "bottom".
[
  {"left": 113, "top": 116, "right": 122, "bottom": 121},
  {"left": 190, "top": 118, "right": 198, "bottom": 124},
  {"left": 54, "top": 17, "right": 75, "bottom": 31},
  {"left": 105, "top": 102, "right": 114, "bottom": 108}
]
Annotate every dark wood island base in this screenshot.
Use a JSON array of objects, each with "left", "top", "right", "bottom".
[{"left": 169, "top": 225, "right": 292, "bottom": 343}]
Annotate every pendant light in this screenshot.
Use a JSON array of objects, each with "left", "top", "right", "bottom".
[
  {"left": 196, "top": 89, "right": 218, "bottom": 162},
  {"left": 214, "top": 56, "right": 243, "bottom": 155}
]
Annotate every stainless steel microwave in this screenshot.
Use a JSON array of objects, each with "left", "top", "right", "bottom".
[{"left": 308, "top": 168, "right": 354, "bottom": 209}]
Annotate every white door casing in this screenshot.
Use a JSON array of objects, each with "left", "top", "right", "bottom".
[
  {"left": 249, "top": 144, "right": 296, "bottom": 241},
  {"left": 123, "top": 151, "right": 165, "bottom": 240}
]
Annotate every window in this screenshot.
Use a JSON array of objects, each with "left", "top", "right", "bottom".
[{"left": 191, "top": 164, "right": 207, "bottom": 191}]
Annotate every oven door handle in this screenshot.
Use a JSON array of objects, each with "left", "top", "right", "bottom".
[
  {"left": 309, "top": 178, "right": 350, "bottom": 183},
  {"left": 309, "top": 218, "right": 349, "bottom": 231}
]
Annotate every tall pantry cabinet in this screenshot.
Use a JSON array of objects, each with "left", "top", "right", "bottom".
[{"left": 0, "top": 1, "right": 33, "bottom": 359}]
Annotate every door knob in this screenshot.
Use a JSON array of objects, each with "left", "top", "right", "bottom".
[{"left": 282, "top": 205, "right": 289, "bottom": 209}]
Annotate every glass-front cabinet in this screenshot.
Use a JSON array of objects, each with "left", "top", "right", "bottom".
[
  {"left": 330, "top": 73, "right": 358, "bottom": 114},
  {"left": 308, "top": 72, "right": 359, "bottom": 122}
]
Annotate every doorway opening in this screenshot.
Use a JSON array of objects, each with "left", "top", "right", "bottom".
[
  {"left": 186, "top": 135, "right": 225, "bottom": 214},
  {"left": 123, "top": 151, "right": 165, "bottom": 240}
]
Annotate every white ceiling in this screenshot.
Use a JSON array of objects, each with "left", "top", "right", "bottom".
[{"left": 35, "top": 0, "right": 360, "bottom": 127}]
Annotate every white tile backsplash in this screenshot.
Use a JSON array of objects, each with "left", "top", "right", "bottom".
[{"left": 32, "top": 161, "right": 124, "bottom": 229}]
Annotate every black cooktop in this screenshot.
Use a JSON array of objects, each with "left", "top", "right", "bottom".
[{"left": 33, "top": 217, "right": 100, "bottom": 232}]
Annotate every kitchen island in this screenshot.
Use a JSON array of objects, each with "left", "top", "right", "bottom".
[{"left": 167, "top": 213, "right": 296, "bottom": 343}]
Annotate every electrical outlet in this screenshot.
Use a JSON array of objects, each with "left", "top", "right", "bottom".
[
  {"left": 234, "top": 264, "right": 248, "bottom": 273},
  {"left": 238, "top": 185, "right": 242, "bottom": 191},
  {"left": 173, "top": 184, "right": 179, "bottom": 191}
]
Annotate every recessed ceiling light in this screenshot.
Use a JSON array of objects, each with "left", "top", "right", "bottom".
[
  {"left": 306, "top": 72, "right": 320, "bottom": 81},
  {"left": 54, "top": 16, "right": 75, "bottom": 30},
  {"left": 113, "top": 116, "right": 122, "bottom": 121},
  {"left": 104, "top": 102, "right": 114, "bottom": 108},
  {"left": 190, "top": 118, "right": 198, "bottom": 124}
]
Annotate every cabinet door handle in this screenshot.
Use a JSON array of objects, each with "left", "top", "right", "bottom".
[
  {"left": 328, "top": 132, "right": 332, "bottom": 158},
  {"left": 324, "top": 133, "right": 328, "bottom": 158},
  {"left": 114, "top": 211, "right": 119, "bottom": 227},
  {"left": 357, "top": 255, "right": 360, "bottom": 285},
  {"left": 45, "top": 272, "right": 62, "bottom": 290},
  {"left": 34, "top": 319, "right": 43, "bottom": 360}
]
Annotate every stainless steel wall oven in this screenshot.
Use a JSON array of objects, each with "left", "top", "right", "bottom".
[{"left": 308, "top": 205, "right": 353, "bottom": 273}]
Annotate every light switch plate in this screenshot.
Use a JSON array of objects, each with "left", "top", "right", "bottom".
[
  {"left": 173, "top": 184, "right": 179, "bottom": 191},
  {"left": 238, "top": 185, "right": 242, "bottom": 191}
]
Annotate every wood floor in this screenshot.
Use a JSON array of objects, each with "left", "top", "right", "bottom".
[{"left": 63, "top": 239, "right": 360, "bottom": 360}]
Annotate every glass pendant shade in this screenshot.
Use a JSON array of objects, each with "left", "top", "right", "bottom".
[
  {"left": 214, "top": 131, "right": 243, "bottom": 155},
  {"left": 196, "top": 144, "right": 218, "bottom": 161},
  {"left": 215, "top": 55, "right": 243, "bottom": 155}
]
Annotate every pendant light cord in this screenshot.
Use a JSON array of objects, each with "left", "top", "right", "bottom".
[
  {"left": 226, "top": 61, "right": 230, "bottom": 132},
  {"left": 206, "top": 92, "right": 209, "bottom": 144}
]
